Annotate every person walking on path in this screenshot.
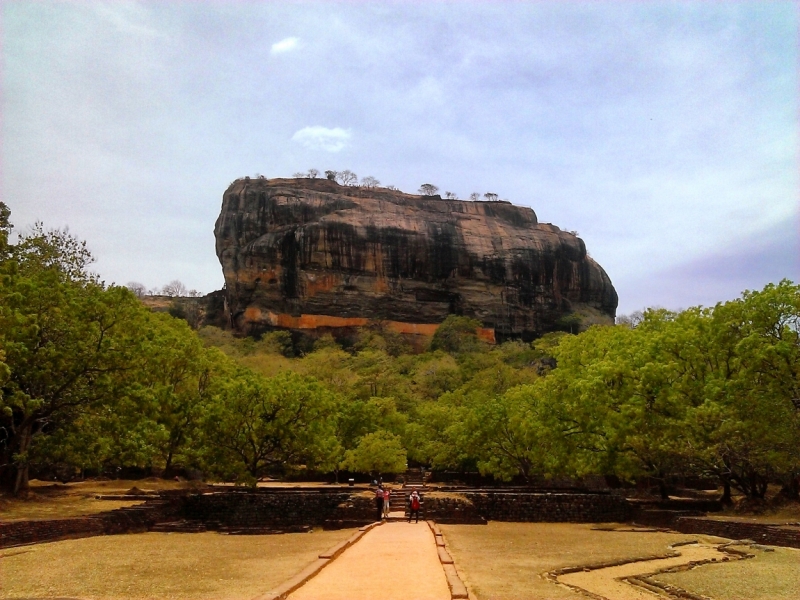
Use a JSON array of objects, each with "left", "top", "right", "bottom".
[
  {"left": 382, "top": 487, "right": 391, "bottom": 518},
  {"left": 374, "top": 486, "right": 385, "bottom": 521},
  {"left": 408, "top": 490, "right": 421, "bottom": 523}
]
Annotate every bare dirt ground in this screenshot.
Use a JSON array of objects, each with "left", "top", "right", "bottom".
[
  {"left": 559, "top": 542, "right": 731, "bottom": 600},
  {"left": 440, "top": 522, "right": 723, "bottom": 600},
  {"left": 288, "top": 522, "right": 451, "bottom": 600},
  {"left": 655, "top": 544, "right": 800, "bottom": 600},
  {"left": 0, "top": 529, "right": 356, "bottom": 600}
]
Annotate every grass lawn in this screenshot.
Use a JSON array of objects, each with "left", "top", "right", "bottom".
[
  {"left": 655, "top": 545, "right": 800, "bottom": 600},
  {"left": 439, "top": 522, "right": 719, "bottom": 600},
  {"left": 0, "top": 529, "right": 356, "bottom": 600}
]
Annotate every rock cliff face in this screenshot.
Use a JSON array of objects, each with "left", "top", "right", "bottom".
[{"left": 214, "top": 177, "right": 617, "bottom": 342}]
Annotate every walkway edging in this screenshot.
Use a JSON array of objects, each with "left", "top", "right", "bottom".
[
  {"left": 427, "top": 520, "right": 470, "bottom": 600},
  {"left": 251, "top": 521, "right": 384, "bottom": 600}
]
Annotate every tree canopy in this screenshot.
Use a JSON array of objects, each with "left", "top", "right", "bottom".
[{"left": 2, "top": 202, "right": 798, "bottom": 503}]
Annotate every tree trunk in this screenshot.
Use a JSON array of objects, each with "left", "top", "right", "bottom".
[
  {"left": 720, "top": 479, "right": 733, "bottom": 505},
  {"left": 164, "top": 449, "right": 175, "bottom": 477},
  {"left": 779, "top": 476, "right": 799, "bottom": 500},
  {"left": 747, "top": 471, "right": 766, "bottom": 499},
  {"left": 12, "top": 423, "right": 33, "bottom": 495},
  {"left": 658, "top": 478, "right": 669, "bottom": 501},
  {"left": 756, "top": 476, "right": 768, "bottom": 499}
]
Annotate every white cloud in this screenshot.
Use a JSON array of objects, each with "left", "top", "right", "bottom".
[
  {"left": 292, "top": 126, "right": 352, "bottom": 152},
  {"left": 270, "top": 36, "right": 301, "bottom": 54}
]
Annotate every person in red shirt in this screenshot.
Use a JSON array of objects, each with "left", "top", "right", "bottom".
[{"left": 408, "top": 490, "right": 421, "bottom": 523}]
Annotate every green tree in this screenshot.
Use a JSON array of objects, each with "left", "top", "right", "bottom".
[
  {"left": 134, "top": 316, "right": 233, "bottom": 474},
  {"left": 540, "top": 318, "right": 691, "bottom": 496},
  {"left": 680, "top": 282, "right": 800, "bottom": 500},
  {"left": 430, "top": 315, "right": 485, "bottom": 354},
  {"left": 200, "top": 370, "right": 340, "bottom": 485},
  {"left": 0, "top": 202, "right": 11, "bottom": 255},
  {"left": 341, "top": 430, "right": 407, "bottom": 475},
  {"left": 461, "top": 384, "right": 563, "bottom": 481},
  {"left": 0, "top": 224, "right": 148, "bottom": 493}
]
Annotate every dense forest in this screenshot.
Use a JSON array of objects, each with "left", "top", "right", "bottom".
[{"left": 1, "top": 202, "right": 798, "bottom": 504}]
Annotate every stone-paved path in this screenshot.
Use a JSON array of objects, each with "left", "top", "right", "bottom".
[{"left": 288, "top": 522, "right": 451, "bottom": 600}]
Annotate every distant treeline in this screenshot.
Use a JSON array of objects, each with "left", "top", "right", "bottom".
[{"left": 1, "top": 201, "right": 798, "bottom": 502}]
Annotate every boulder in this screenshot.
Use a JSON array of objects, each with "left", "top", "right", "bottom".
[{"left": 214, "top": 177, "right": 617, "bottom": 342}]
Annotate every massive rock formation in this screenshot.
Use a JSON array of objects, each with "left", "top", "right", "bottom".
[{"left": 214, "top": 177, "right": 617, "bottom": 342}]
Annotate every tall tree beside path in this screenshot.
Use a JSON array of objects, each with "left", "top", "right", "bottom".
[
  {"left": 679, "top": 281, "right": 800, "bottom": 501},
  {"left": 341, "top": 429, "right": 407, "bottom": 475},
  {"left": 108, "top": 316, "right": 235, "bottom": 475},
  {"left": 0, "top": 221, "right": 148, "bottom": 493},
  {"left": 200, "top": 370, "right": 340, "bottom": 485}
]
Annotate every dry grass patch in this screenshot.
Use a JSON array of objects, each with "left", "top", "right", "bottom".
[
  {"left": 0, "top": 495, "right": 144, "bottom": 522},
  {"left": 0, "top": 479, "right": 204, "bottom": 522},
  {"left": 706, "top": 504, "right": 800, "bottom": 525},
  {"left": 655, "top": 545, "right": 800, "bottom": 600},
  {"left": 0, "top": 529, "right": 356, "bottom": 600},
  {"left": 439, "top": 522, "right": 715, "bottom": 600}
]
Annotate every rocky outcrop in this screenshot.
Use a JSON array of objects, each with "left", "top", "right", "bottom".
[{"left": 214, "top": 177, "right": 617, "bottom": 342}]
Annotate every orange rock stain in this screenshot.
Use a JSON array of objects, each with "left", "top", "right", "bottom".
[{"left": 243, "top": 310, "right": 495, "bottom": 344}]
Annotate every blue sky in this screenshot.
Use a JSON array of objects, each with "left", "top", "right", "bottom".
[{"left": 4, "top": 1, "right": 797, "bottom": 315}]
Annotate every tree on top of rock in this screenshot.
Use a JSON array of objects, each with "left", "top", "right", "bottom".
[
  {"left": 337, "top": 170, "right": 358, "bottom": 186},
  {"left": 361, "top": 176, "right": 380, "bottom": 188},
  {"left": 126, "top": 281, "right": 147, "bottom": 298},
  {"left": 162, "top": 280, "right": 187, "bottom": 297},
  {"left": 419, "top": 184, "right": 439, "bottom": 196}
]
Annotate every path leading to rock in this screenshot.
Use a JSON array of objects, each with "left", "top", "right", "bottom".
[
  {"left": 288, "top": 522, "right": 451, "bottom": 600},
  {"left": 558, "top": 542, "right": 731, "bottom": 600}
]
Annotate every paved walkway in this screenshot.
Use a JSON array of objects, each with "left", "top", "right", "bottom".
[{"left": 288, "top": 522, "right": 451, "bottom": 600}]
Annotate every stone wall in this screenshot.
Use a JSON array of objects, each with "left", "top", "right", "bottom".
[
  {"left": 0, "top": 489, "right": 640, "bottom": 549},
  {"left": 419, "top": 491, "right": 630, "bottom": 524},
  {"left": 421, "top": 497, "right": 486, "bottom": 524},
  {"left": 182, "top": 489, "right": 376, "bottom": 531},
  {"left": 0, "top": 497, "right": 180, "bottom": 549},
  {"left": 1, "top": 516, "right": 105, "bottom": 548},
  {"left": 461, "top": 491, "right": 632, "bottom": 523}
]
